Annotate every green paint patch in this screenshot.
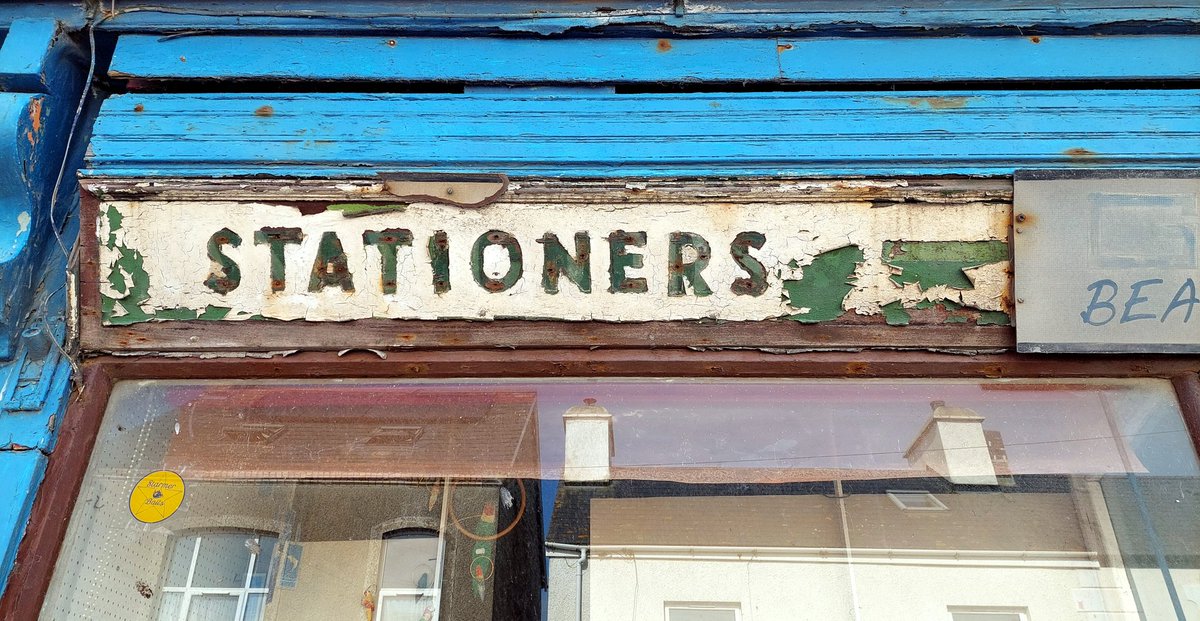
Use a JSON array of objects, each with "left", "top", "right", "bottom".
[
  {"left": 883, "top": 241, "right": 1007, "bottom": 291},
  {"left": 198, "top": 305, "right": 232, "bottom": 320},
  {"left": 103, "top": 255, "right": 152, "bottom": 321},
  {"left": 783, "top": 245, "right": 863, "bottom": 323},
  {"left": 977, "top": 311, "right": 1011, "bottom": 326},
  {"left": 328, "top": 203, "right": 409, "bottom": 218},
  {"left": 150, "top": 308, "right": 200, "bottom": 321},
  {"left": 881, "top": 301, "right": 910, "bottom": 326},
  {"left": 104, "top": 205, "right": 123, "bottom": 247}
]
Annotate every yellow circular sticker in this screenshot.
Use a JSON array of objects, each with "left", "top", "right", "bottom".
[{"left": 129, "top": 471, "right": 185, "bottom": 523}]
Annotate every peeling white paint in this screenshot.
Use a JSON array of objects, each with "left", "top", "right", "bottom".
[
  {"left": 97, "top": 199, "right": 1008, "bottom": 324},
  {"left": 15, "top": 211, "right": 30, "bottom": 238}
]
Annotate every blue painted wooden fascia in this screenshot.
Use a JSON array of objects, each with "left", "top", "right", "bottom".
[
  {"left": 85, "top": 90, "right": 1200, "bottom": 179},
  {"left": 0, "top": 118, "right": 83, "bottom": 602},
  {"left": 107, "top": 34, "right": 1200, "bottom": 84},
  {"left": 0, "top": 230, "right": 73, "bottom": 453},
  {"left": 0, "top": 3, "right": 82, "bottom": 31},
  {"left": 0, "top": 19, "right": 83, "bottom": 360},
  {"left": 93, "top": 1, "right": 1200, "bottom": 35},
  {"left": 0, "top": 48, "right": 91, "bottom": 600},
  {"left": 0, "top": 450, "right": 48, "bottom": 598}
]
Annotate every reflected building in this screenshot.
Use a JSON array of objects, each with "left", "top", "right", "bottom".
[
  {"left": 43, "top": 385, "right": 546, "bottom": 621},
  {"left": 546, "top": 401, "right": 1200, "bottom": 621}
]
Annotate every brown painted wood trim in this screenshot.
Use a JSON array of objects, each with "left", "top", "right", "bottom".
[
  {"left": 77, "top": 189, "right": 101, "bottom": 352},
  {"left": 80, "top": 350, "right": 1200, "bottom": 380},
  {"left": 83, "top": 320, "right": 1015, "bottom": 353},
  {"left": 1172, "top": 372, "right": 1200, "bottom": 464},
  {"left": 83, "top": 176, "right": 1015, "bottom": 204},
  {"left": 0, "top": 365, "right": 113, "bottom": 621}
]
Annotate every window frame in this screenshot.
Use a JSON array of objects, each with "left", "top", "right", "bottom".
[
  {"left": 375, "top": 527, "right": 447, "bottom": 619},
  {"left": 887, "top": 490, "right": 949, "bottom": 511},
  {"left": 665, "top": 601, "right": 742, "bottom": 621},
  {"left": 947, "top": 606, "right": 1031, "bottom": 621},
  {"left": 5, "top": 351, "right": 1200, "bottom": 619},
  {"left": 158, "top": 531, "right": 276, "bottom": 621}
]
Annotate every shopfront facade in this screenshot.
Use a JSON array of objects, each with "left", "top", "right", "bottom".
[{"left": 1, "top": 2, "right": 1200, "bottom": 620}]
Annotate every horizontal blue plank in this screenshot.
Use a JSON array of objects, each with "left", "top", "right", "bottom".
[
  {"left": 0, "top": 19, "right": 82, "bottom": 93},
  {"left": 109, "top": 35, "right": 1200, "bottom": 83},
  {"left": 86, "top": 90, "right": 1200, "bottom": 178},
  {"left": 96, "top": 1, "right": 1200, "bottom": 34},
  {"left": 110, "top": 36, "right": 779, "bottom": 82},
  {"left": 0, "top": 450, "right": 46, "bottom": 597}
]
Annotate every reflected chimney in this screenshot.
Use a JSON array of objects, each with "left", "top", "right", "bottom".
[
  {"left": 562, "top": 398, "right": 614, "bottom": 483},
  {"left": 903, "top": 401, "right": 999, "bottom": 485}
]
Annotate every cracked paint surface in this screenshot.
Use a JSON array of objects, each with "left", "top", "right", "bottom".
[{"left": 97, "top": 199, "right": 1009, "bottom": 325}]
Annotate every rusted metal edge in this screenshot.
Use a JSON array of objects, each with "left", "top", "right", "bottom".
[{"left": 81, "top": 177, "right": 1014, "bottom": 205}]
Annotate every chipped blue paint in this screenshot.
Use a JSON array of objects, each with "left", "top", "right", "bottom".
[
  {"left": 0, "top": 451, "right": 47, "bottom": 596},
  {"left": 109, "top": 34, "right": 1200, "bottom": 84},
  {"left": 0, "top": 15, "right": 85, "bottom": 600},
  {"left": 86, "top": 90, "right": 1200, "bottom": 178},
  {"left": 90, "top": 1, "right": 1200, "bottom": 35},
  {"left": 0, "top": 18, "right": 83, "bottom": 359}
]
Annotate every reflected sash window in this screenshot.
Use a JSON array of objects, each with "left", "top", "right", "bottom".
[
  {"left": 157, "top": 532, "right": 277, "bottom": 621},
  {"left": 377, "top": 528, "right": 444, "bottom": 621}
]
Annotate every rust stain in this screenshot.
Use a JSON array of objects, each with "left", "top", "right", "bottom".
[
  {"left": 25, "top": 98, "right": 42, "bottom": 147},
  {"left": 710, "top": 101, "right": 721, "bottom": 108},
  {"left": 776, "top": 43, "right": 793, "bottom": 52},
  {"left": 657, "top": 39, "right": 672, "bottom": 52},
  {"left": 255, "top": 105, "right": 275, "bottom": 117},
  {"left": 846, "top": 361, "right": 871, "bottom": 375},
  {"left": 133, "top": 103, "right": 144, "bottom": 113},
  {"left": 1029, "top": 36, "right": 1042, "bottom": 44},
  {"left": 1063, "top": 147, "right": 1099, "bottom": 158},
  {"left": 881, "top": 96, "right": 972, "bottom": 110},
  {"left": 386, "top": 39, "right": 397, "bottom": 47},
  {"left": 1000, "top": 291, "right": 1013, "bottom": 312},
  {"left": 179, "top": 55, "right": 187, "bottom": 63},
  {"left": 28, "top": 99, "right": 42, "bottom": 133}
]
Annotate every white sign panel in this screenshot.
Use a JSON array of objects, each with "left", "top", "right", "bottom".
[
  {"left": 1014, "top": 171, "right": 1200, "bottom": 353},
  {"left": 97, "top": 197, "right": 1009, "bottom": 325}
]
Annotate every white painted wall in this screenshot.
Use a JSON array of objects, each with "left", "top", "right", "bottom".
[{"left": 571, "top": 554, "right": 1143, "bottom": 621}]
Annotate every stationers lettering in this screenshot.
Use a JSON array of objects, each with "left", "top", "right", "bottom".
[{"left": 205, "top": 226, "right": 769, "bottom": 298}]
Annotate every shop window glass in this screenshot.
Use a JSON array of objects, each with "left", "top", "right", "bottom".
[
  {"left": 156, "top": 532, "right": 277, "bottom": 621},
  {"left": 40, "top": 378, "right": 1200, "bottom": 621}
]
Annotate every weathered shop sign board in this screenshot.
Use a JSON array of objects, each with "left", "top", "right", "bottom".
[
  {"left": 79, "top": 178, "right": 1013, "bottom": 351},
  {"left": 90, "top": 181, "right": 1008, "bottom": 323},
  {"left": 1014, "top": 171, "right": 1200, "bottom": 353}
]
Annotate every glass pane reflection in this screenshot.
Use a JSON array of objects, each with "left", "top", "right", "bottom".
[{"left": 42, "top": 379, "right": 1200, "bottom": 620}]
